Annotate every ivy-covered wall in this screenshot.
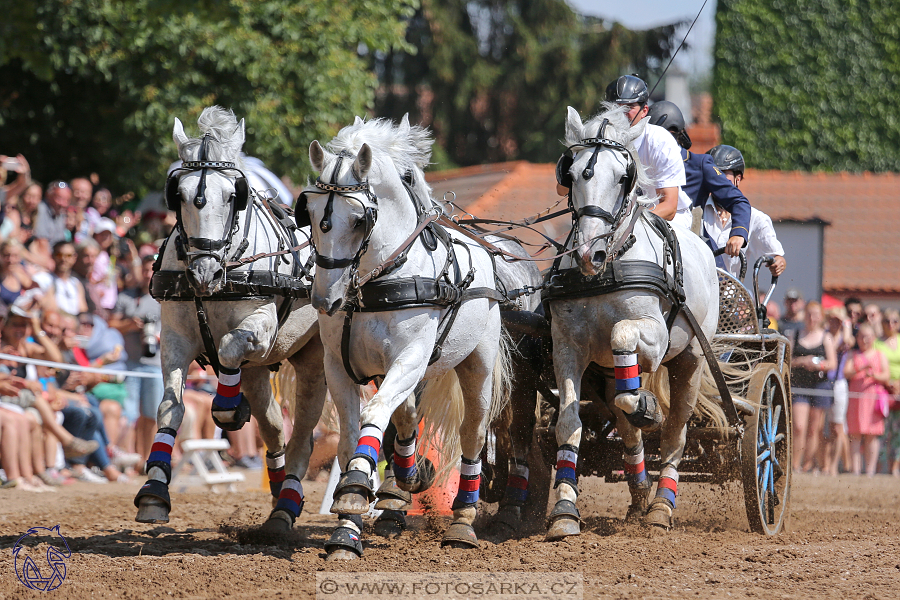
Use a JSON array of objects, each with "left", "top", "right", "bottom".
[{"left": 713, "top": 0, "right": 900, "bottom": 172}]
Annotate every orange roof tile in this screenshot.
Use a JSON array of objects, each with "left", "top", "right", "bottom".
[{"left": 426, "top": 162, "right": 900, "bottom": 295}]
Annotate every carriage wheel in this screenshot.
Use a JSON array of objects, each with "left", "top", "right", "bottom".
[{"left": 740, "top": 363, "right": 792, "bottom": 535}]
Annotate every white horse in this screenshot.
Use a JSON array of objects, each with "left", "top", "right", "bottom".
[
  {"left": 544, "top": 104, "right": 720, "bottom": 539},
  {"left": 298, "top": 116, "right": 511, "bottom": 559},
  {"left": 134, "top": 107, "right": 327, "bottom": 533}
]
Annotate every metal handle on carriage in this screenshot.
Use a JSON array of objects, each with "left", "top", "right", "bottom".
[
  {"left": 712, "top": 246, "right": 748, "bottom": 281},
  {"left": 753, "top": 256, "right": 778, "bottom": 329}
]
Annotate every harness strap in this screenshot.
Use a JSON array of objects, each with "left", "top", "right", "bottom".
[
  {"left": 438, "top": 216, "right": 585, "bottom": 264},
  {"left": 194, "top": 297, "right": 222, "bottom": 376},
  {"left": 679, "top": 305, "right": 741, "bottom": 427}
]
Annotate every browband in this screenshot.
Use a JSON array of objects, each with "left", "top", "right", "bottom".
[
  {"left": 314, "top": 179, "right": 370, "bottom": 193},
  {"left": 182, "top": 160, "right": 237, "bottom": 170}
]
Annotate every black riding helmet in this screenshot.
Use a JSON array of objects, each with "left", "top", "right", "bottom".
[
  {"left": 605, "top": 75, "right": 649, "bottom": 105},
  {"left": 708, "top": 144, "right": 745, "bottom": 175},
  {"left": 647, "top": 100, "right": 693, "bottom": 149}
]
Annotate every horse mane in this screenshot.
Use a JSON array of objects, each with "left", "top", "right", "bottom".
[
  {"left": 177, "top": 106, "right": 244, "bottom": 167},
  {"left": 565, "top": 102, "right": 657, "bottom": 203},
  {"left": 326, "top": 117, "right": 434, "bottom": 204}
]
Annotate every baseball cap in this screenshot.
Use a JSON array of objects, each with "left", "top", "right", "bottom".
[
  {"left": 94, "top": 218, "right": 118, "bottom": 236},
  {"left": 785, "top": 288, "right": 803, "bottom": 301}
]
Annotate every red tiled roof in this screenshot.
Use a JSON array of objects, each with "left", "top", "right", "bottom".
[
  {"left": 740, "top": 169, "right": 899, "bottom": 294},
  {"left": 426, "top": 162, "right": 900, "bottom": 295}
]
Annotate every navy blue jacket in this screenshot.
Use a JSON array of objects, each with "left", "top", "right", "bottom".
[{"left": 681, "top": 148, "right": 751, "bottom": 242}]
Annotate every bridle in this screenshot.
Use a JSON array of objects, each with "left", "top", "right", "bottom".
[
  {"left": 302, "top": 150, "right": 379, "bottom": 274},
  {"left": 565, "top": 118, "right": 641, "bottom": 270},
  {"left": 165, "top": 134, "right": 251, "bottom": 266}
]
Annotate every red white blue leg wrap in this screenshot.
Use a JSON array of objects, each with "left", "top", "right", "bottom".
[
  {"left": 392, "top": 433, "right": 417, "bottom": 481},
  {"left": 504, "top": 458, "right": 529, "bottom": 506},
  {"left": 623, "top": 444, "right": 648, "bottom": 487},
  {"left": 452, "top": 457, "right": 482, "bottom": 509},
  {"left": 614, "top": 351, "right": 641, "bottom": 393},
  {"left": 555, "top": 444, "right": 578, "bottom": 492},
  {"left": 213, "top": 367, "right": 243, "bottom": 410},
  {"left": 266, "top": 450, "right": 286, "bottom": 498},
  {"left": 274, "top": 475, "right": 304, "bottom": 519},
  {"left": 655, "top": 464, "right": 678, "bottom": 508},
  {"left": 145, "top": 428, "right": 176, "bottom": 483},
  {"left": 352, "top": 424, "right": 382, "bottom": 470}
]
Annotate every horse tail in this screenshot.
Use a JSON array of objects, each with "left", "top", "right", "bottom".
[
  {"left": 644, "top": 338, "right": 755, "bottom": 433},
  {"left": 417, "top": 331, "right": 513, "bottom": 485}
]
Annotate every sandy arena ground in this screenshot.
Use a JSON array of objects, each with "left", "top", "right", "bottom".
[{"left": 1, "top": 471, "right": 897, "bottom": 599}]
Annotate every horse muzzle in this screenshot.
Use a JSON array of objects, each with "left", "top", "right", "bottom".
[
  {"left": 312, "top": 294, "right": 344, "bottom": 316},
  {"left": 186, "top": 256, "right": 225, "bottom": 296},
  {"left": 576, "top": 246, "right": 606, "bottom": 277}
]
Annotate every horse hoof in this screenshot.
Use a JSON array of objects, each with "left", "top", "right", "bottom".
[
  {"left": 374, "top": 509, "right": 406, "bottom": 539},
  {"left": 374, "top": 476, "right": 412, "bottom": 511},
  {"left": 259, "top": 514, "right": 292, "bottom": 535},
  {"left": 330, "top": 489, "right": 371, "bottom": 515},
  {"left": 395, "top": 457, "right": 436, "bottom": 494},
  {"left": 482, "top": 506, "right": 520, "bottom": 543},
  {"left": 325, "top": 549, "right": 359, "bottom": 562},
  {"left": 135, "top": 497, "right": 170, "bottom": 524},
  {"left": 441, "top": 522, "right": 479, "bottom": 548},
  {"left": 545, "top": 517, "right": 580, "bottom": 541},
  {"left": 644, "top": 500, "right": 673, "bottom": 530},
  {"left": 624, "top": 503, "right": 645, "bottom": 524}
]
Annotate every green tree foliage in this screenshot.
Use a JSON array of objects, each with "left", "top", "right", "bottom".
[
  {"left": 375, "top": 0, "right": 683, "bottom": 167},
  {"left": 713, "top": 0, "right": 900, "bottom": 172},
  {"left": 0, "top": 0, "right": 416, "bottom": 194}
]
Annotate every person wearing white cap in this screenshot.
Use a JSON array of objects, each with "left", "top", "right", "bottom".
[{"left": 91, "top": 218, "right": 119, "bottom": 312}]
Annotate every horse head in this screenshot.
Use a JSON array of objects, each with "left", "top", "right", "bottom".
[
  {"left": 564, "top": 104, "right": 650, "bottom": 276},
  {"left": 169, "top": 107, "right": 248, "bottom": 296},
  {"left": 302, "top": 116, "right": 433, "bottom": 315}
]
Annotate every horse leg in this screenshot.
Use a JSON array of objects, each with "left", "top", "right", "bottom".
[
  {"left": 373, "top": 394, "right": 422, "bottom": 539},
  {"left": 135, "top": 323, "right": 199, "bottom": 523},
  {"left": 487, "top": 345, "right": 541, "bottom": 541},
  {"left": 645, "top": 346, "right": 703, "bottom": 530},
  {"left": 546, "top": 343, "right": 589, "bottom": 541},
  {"left": 440, "top": 344, "right": 497, "bottom": 549},
  {"left": 322, "top": 347, "right": 376, "bottom": 561},
  {"left": 608, "top": 318, "right": 669, "bottom": 523},
  {"left": 607, "top": 378, "right": 651, "bottom": 523},
  {"left": 262, "top": 336, "right": 328, "bottom": 533},
  {"left": 610, "top": 318, "right": 668, "bottom": 433}
]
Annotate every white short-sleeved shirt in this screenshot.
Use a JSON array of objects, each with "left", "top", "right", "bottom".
[
  {"left": 703, "top": 199, "right": 785, "bottom": 281},
  {"left": 634, "top": 122, "right": 691, "bottom": 216}
]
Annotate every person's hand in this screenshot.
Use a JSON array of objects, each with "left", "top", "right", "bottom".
[
  {"left": 768, "top": 255, "right": 786, "bottom": 277},
  {"left": 0, "top": 374, "right": 26, "bottom": 397},
  {"left": 12, "top": 154, "right": 30, "bottom": 175},
  {"left": 48, "top": 389, "right": 67, "bottom": 411},
  {"left": 724, "top": 235, "right": 744, "bottom": 257}
]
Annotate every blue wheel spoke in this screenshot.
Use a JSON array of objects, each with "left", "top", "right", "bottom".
[
  {"left": 772, "top": 432, "right": 785, "bottom": 444},
  {"left": 760, "top": 460, "right": 771, "bottom": 500},
  {"left": 756, "top": 449, "right": 771, "bottom": 464}
]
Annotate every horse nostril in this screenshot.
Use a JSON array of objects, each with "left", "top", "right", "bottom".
[{"left": 592, "top": 250, "right": 606, "bottom": 264}]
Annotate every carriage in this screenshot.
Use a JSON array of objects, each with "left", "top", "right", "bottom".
[{"left": 484, "top": 254, "right": 793, "bottom": 536}]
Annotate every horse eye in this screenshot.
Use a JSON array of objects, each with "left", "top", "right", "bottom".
[{"left": 353, "top": 216, "right": 366, "bottom": 229}]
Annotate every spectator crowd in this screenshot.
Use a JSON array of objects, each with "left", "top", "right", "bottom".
[
  {"left": 0, "top": 155, "right": 267, "bottom": 492},
  {"left": 776, "top": 290, "right": 900, "bottom": 478}
]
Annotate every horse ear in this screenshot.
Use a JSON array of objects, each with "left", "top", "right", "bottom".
[
  {"left": 354, "top": 115, "right": 364, "bottom": 126},
  {"left": 309, "top": 140, "right": 326, "bottom": 173},
  {"left": 353, "top": 143, "right": 373, "bottom": 181},
  {"left": 173, "top": 118, "right": 189, "bottom": 148},
  {"left": 232, "top": 118, "right": 246, "bottom": 148},
  {"left": 565, "top": 106, "right": 583, "bottom": 143},
  {"left": 399, "top": 113, "right": 411, "bottom": 133}
]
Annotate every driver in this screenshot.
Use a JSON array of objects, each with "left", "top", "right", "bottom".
[
  {"left": 555, "top": 75, "right": 692, "bottom": 229},
  {"left": 705, "top": 144, "right": 787, "bottom": 280},
  {"left": 647, "top": 100, "right": 750, "bottom": 258}
]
